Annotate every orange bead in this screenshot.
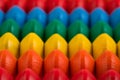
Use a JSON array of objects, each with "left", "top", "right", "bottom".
[
  {"left": 44, "top": 49, "right": 69, "bottom": 74},
  {"left": 18, "top": 50, "right": 43, "bottom": 76},
  {"left": 0, "top": 50, "right": 17, "bottom": 76},
  {"left": 96, "top": 50, "right": 120, "bottom": 78},
  {"left": 70, "top": 50, "right": 95, "bottom": 76}
]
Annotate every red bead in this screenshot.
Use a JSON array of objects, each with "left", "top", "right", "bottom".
[
  {"left": 71, "top": 69, "right": 96, "bottom": 80},
  {"left": 99, "top": 70, "right": 120, "bottom": 80},
  {"left": 0, "top": 67, "right": 13, "bottom": 80},
  {"left": 27, "top": 0, "right": 46, "bottom": 13},
  {"left": 67, "top": 0, "right": 85, "bottom": 13},
  {"left": 47, "top": 0, "right": 66, "bottom": 13},
  {"left": 85, "top": 0, "right": 105, "bottom": 13},
  {"left": 105, "top": 0, "right": 120, "bottom": 14},
  {"left": 43, "top": 69, "right": 69, "bottom": 80},
  {"left": 6, "top": 0, "right": 27, "bottom": 11},
  {"left": 0, "top": 0, "right": 6, "bottom": 11},
  {"left": 16, "top": 68, "right": 41, "bottom": 80}
]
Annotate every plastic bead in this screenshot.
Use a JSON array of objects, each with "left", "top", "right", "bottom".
[
  {"left": 27, "top": 7, "right": 47, "bottom": 27},
  {"left": 98, "top": 70, "right": 120, "bottom": 80},
  {"left": 67, "top": 0, "right": 85, "bottom": 13},
  {"left": 20, "top": 33, "right": 44, "bottom": 57},
  {"left": 47, "top": 0, "right": 66, "bottom": 13},
  {"left": 117, "top": 40, "right": 120, "bottom": 58},
  {"left": 69, "top": 8, "right": 89, "bottom": 25},
  {"left": 45, "top": 34, "right": 67, "bottom": 57},
  {"left": 110, "top": 8, "right": 120, "bottom": 28},
  {"left": 68, "top": 20, "right": 89, "bottom": 42},
  {"left": 113, "top": 23, "right": 120, "bottom": 42},
  {"left": 0, "top": 10, "right": 4, "bottom": 25},
  {"left": 96, "top": 51, "right": 120, "bottom": 78},
  {"left": 27, "top": 0, "right": 46, "bottom": 12},
  {"left": 93, "top": 33, "right": 116, "bottom": 59},
  {"left": 0, "top": 67, "right": 13, "bottom": 80},
  {"left": 43, "top": 69, "right": 69, "bottom": 80},
  {"left": 18, "top": 50, "right": 43, "bottom": 75},
  {"left": 0, "top": 19, "right": 20, "bottom": 39},
  {"left": 16, "top": 68, "right": 41, "bottom": 80},
  {"left": 6, "top": 0, "right": 27, "bottom": 11},
  {"left": 90, "top": 8, "right": 109, "bottom": 27},
  {"left": 71, "top": 69, "right": 96, "bottom": 80},
  {"left": 5, "top": 6, "right": 26, "bottom": 27},
  {"left": 70, "top": 50, "right": 94, "bottom": 76},
  {"left": 44, "top": 50, "right": 68, "bottom": 74},
  {"left": 85, "top": 0, "right": 105, "bottom": 13},
  {"left": 0, "top": 0, "right": 6, "bottom": 11},
  {"left": 45, "top": 20, "right": 66, "bottom": 41},
  {"left": 69, "top": 34, "right": 91, "bottom": 58},
  {"left": 90, "top": 21, "right": 112, "bottom": 42},
  {"left": 21, "top": 19, "right": 44, "bottom": 40},
  {"left": 105, "top": 0, "right": 120, "bottom": 14},
  {"left": 48, "top": 7, "right": 68, "bottom": 26},
  {"left": 0, "top": 50, "right": 17, "bottom": 76},
  {"left": 0, "top": 33, "right": 19, "bottom": 58}
]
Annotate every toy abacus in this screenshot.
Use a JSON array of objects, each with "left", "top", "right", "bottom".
[{"left": 0, "top": 0, "right": 120, "bottom": 80}]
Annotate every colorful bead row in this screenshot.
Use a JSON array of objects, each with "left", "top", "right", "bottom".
[
  {"left": 1, "top": 0, "right": 120, "bottom": 14},
  {"left": 0, "top": 48, "right": 120, "bottom": 80}
]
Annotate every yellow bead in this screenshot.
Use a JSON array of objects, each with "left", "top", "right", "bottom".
[
  {"left": 93, "top": 33, "right": 116, "bottom": 59},
  {"left": 45, "top": 33, "right": 67, "bottom": 57},
  {"left": 0, "top": 32, "right": 19, "bottom": 58},
  {"left": 69, "top": 34, "right": 91, "bottom": 58},
  {"left": 117, "top": 41, "right": 120, "bottom": 58},
  {"left": 20, "top": 33, "right": 44, "bottom": 57}
]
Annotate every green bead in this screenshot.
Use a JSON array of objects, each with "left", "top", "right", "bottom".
[
  {"left": 21, "top": 19, "right": 44, "bottom": 40},
  {"left": 90, "top": 21, "right": 113, "bottom": 42},
  {"left": 113, "top": 23, "right": 120, "bottom": 42},
  {"left": 68, "top": 20, "right": 89, "bottom": 42},
  {"left": 45, "top": 20, "right": 66, "bottom": 41},
  {"left": 0, "top": 19, "right": 20, "bottom": 39}
]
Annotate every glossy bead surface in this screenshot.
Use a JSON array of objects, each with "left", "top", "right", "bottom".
[
  {"left": 48, "top": 7, "right": 68, "bottom": 26},
  {"left": 0, "top": 33, "right": 19, "bottom": 58},
  {"left": 21, "top": 19, "right": 44, "bottom": 40},
  {"left": 0, "top": 19, "right": 20, "bottom": 39},
  {"left": 70, "top": 8, "right": 89, "bottom": 25},
  {"left": 45, "top": 34, "right": 67, "bottom": 57},
  {"left": 45, "top": 20, "right": 66, "bottom": 41},
  {"left": 20, "top": 33, "right": 44, "bottom": 57},
  {"left": 93, "top": 33, "right": 116, "bottom": 59},
  {"left": 27, "top": 7, "right": 47, "bottom": 27},
  {"left": 5, "top": 6, "right": 26, "bottom": 27}
]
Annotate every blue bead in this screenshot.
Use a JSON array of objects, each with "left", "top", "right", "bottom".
[
  {"left": 90, "top": 8, "right": 109, "bottom": 27},
  {"left": 110, "top": 8, "right": 120, "bottom": 28},
  {"left": 5, "top": 6, "right": 26, "bottom": 27},
  {"left": 0, "top": 10, "right": 4, "bottom": 25},
  {"left": 70, "top": 8, "right": 89, "bottom": 25},
  {"left": 27, "top": 7, "right": 47, "bottom": 28},
  {"left": 48, "top": 7, "right": 68, "bottom": 27}
]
